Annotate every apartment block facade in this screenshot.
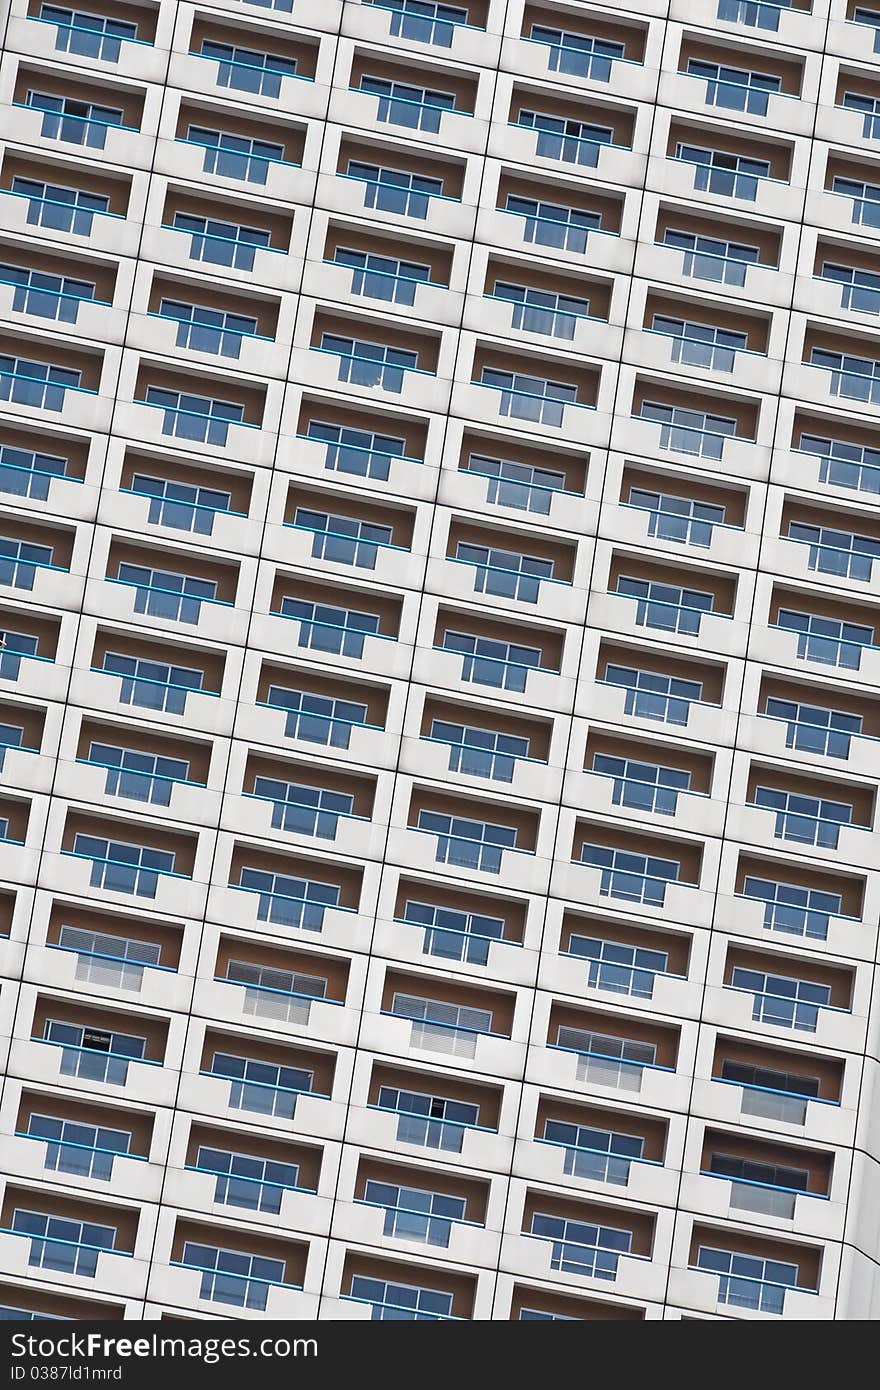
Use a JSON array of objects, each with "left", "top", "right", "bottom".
[{"left": 0, "top": 0, "right": 877, "bottom": 1322}]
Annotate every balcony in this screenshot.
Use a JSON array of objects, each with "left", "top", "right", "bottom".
[
  {"left": 169, "top": 1218, "right": 307, "bottom": 1315},
  {"left": 388, "top": 876, "right": 527, "bottom": 976},
  {"left": 454, "top": 428, "right": 589, "bottom": 524},
  {"left": 611, "top": 462, "right": 751, "bottom": 567},
  {"left": 0, "top": 240, "right": 116, "bottom": 334},
  {"left": 348, "top": 1155, "right": 489, "bottom": 1259},
  {"left": 86, "top": 627, "right": 226, "bottom": 728},
  {"left": 437, "top": 515, "right": 578, "bottom": 617},
  {"left": 360, "top": 1061, "right": 505, "bottom": 1167},
  {"left": 750, "top": 673, "right": 880, "bottom": 775},
  {"left": 719, "top": 943, "right": 855, "bottom": 1047},
  {"left": 253, "top": 660, "right": 390, "bottom": 764},
  {"left": 547, "top": 911, "right": 691, "bottom": 1011},
  {"left": 295, "top": 397, "right": 430, "bottom": 496},
  {"left": 116, "top": 447, "right": 252, "bottom": 543},
  {"left": 12, "top": 67, "right": 146, "bottom": 160},
  {"left": 69, "top": 716, "right": 211, "bottom": 821},
  {"left": 477, "top": 256, "right": 613, "bottom": 356},
  {"left": 13, "top": 1091, "right": 154, "bottom": 1193},
  {"left": 182, "top": 1123, "right": 322, "bottom": 1226},
  {"left": 357, "top": 0, "right": 491, "bottom": 62},
  {"left": 708, "top": 1034, "right": 845, "bottom": 1135},
  {"left": 487, "top": 170, "right": 625, "bottom": 270},
  {"left": 504, "top": 84, "right": 638, "bottom": 183},
  {"left": 343, "top": 50, "right": 481, "bottom": 150},
  {"left": 0, "top": 1188, "right": 141, "bottom": 1297},
  {"left": 738, "top": 762, "right": 874, "bottom": 863},
  {"left": 683, "top": 1225, "right": 822, "bottom": 1317},
  {"left": 516, "top": 4, "right": 648, "bottom": 95},
  {"left": 331, "top": 132, "right": 469, "bottom": 234},
  {"left": 428, "top": 602, "right": 565, "bottom": 703},
  {"left": 765, "top": 583, "right": 880, "bottom": 680},
  {"left": 591, "top": 639, "right": 730, "bottom": 745},
  {"left": 207, "top": 934, "right": 350, "bottom": 1036},
  {"left": 627, "top": 378, "right": 761, "bottom": 474},
  {"left": 223, "top": 843, "right": 362, "bottom": 944},
  {"left": 25, "top": 994, "right": 169, "bottom": 1103},
  {"left": 513, "top": 1191, "right": 658, "bottom": 1300},
  {"left": 401, "top": 786, "right": 540, "bottom": 887},
  {"left": 191, "top": 1027, "right": 337, "bottom": 1134},
  {"left": 807, "top": 237, "right": 880, "bottom": 322},
  {"left": 638, "top": 291, "right": 773, "bottom": 393},
  {"left": 184, "top": 16, "right": 318, "bottom": 108},
  {"left": 170, "top": 101, "right": 307, "bottom": 200},
  {"left": 279, "top": 482, "right": 415, "bottom": 584},
  {"left": 648, "top": 203, "right": 782, "bottom": 302},
  {"left": 368, "top": 965, "right": 516, "bottom": 1067},
  {"left": 542, "top": 1001, "right": 683, "bottom": 1105},
  {"left": 0, "top": 423, "right": 88, "bottom": 507},
  {"left": 665, "top": 118, "right": 794, "bottom": 216},
  {"left": 40, "top": 899, "right": 185, "bottom": 1009},
  {"left": 100, "top": 537, "right": 241, "bottom": 640},
  {"left": 509, "top": 1284, "right": 644, "bottom": 1320},
  {"left": 528, "top": 1095, "right": 672, "bottom": 1204},
  {"left": 132, "top": 363, "right": 267, "bottom": 458},
  {"left": 154, "top": 187, "right": 293, "bottom": 288},
  {"left": 266, "top": 571, "right": 405, "bottom": 674},
  {"left": 319, "top": 222, "right": 454, "bottom": 320},
  {"left": 413, "top": 693, "right": 552, "bottom": 793},
  {"left": 671, "top": 34, "right": 806, "bottom": 131},
  {"left": 24, "top": 0, "right": 160, "bottom": 69},
  {"left": 237, "top": 752, "right": 376, "bottom": 854},
  {"left": 724, "top": 851, "right": 865, "bottom": 950},
  {"left": 694, "top": 1128, "right": 835, "bottom": 1227},
  {"left": 574, "top": 730, "right": 718, "bottom": 836},
  {"left": 337, "top": 1253, "right": 476, "bottom": 1320}
]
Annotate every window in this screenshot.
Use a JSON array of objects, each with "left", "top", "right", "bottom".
[
  {"left": 465, "top": 451, "right": 567, "bottom": 514},
  {"left": 529, "top": 26, "right": 624, "bottom": 81},
  {"left": 616, "top": 575, "right": 715, "bottom": 636},
  {"left": 505, "top": 195, "right": 600, "bottom": 254},
  {"left": 1, "top": 263, "right": 96, "bottom": 324},
  {"left": 640, "top": 400, "right": 738, "bottom": 458},
  {"left": 832, "top": 175, "right": 880, "bottom": 228},
  {"left": 57, "top": 922, "right": 161, "bottom": 990},
  {"left": 530, "top": 1213, "right": 631, "bottom": 1279},
  {"left": 266, "top": 684, "right": 370, "bottom": 749},
  {"left": 238, "top": 866, "right": 341, "bottom": 930},
  {"left": 853, "top": 5, "right": 880, "bottom": 52},
  {"left": 39, "top": 4, "right": 138, "bottom": 60},
  {"left": 391, "top": 991, "right": 493, "bottom": 1037},
  {"left": 480, "top": 367, "right": 578, "bottom": 426},
  {"left": 376, "top": 1085, "right": 480, "bottom": 1152},
  {"left": 442, "top": 629, "right": 543, "bottom": 692},
  {"left": 842, "top": 90, "right": 880, "bottom": 141},
  {"left": 334, "top": 247, "right": 431, "bottom": 307},
  {"left": 102, "top": 652, "right": 203, "bottom": 715},
  {"left": 686, "top": 60, "right": 781, "bottom": 116},
  {"left": 455, "top": 541, "right": 554, "bottom": 603},
  {"left": 143, "top": 386, "right": 244, "bottom": 446},
  {"left": 663, "top": 228, "right": 759, "bottom": 287},
  {"left": 251, "top": 775, "right": 354, "bottom": 837},
  {"left": 518, "top": 109, "right": 614, "bottom": 168},
  {"left": 787, "top": 521, "right": 880, "bottom": 581},
  {"left": 181, "top": 1242, "right": 286, "bottom": 1312},
  {"left": 603, "top": 663, "right": 703, "bottom": 726},
  {"left": 821, "top": 261, "right": 880, "bottom": 314},
  {"left": 306, "top": 420, "right": 407, "bottom": 480},
  {"left": 429, "top": 718, "right": 529, "bottom": 783},
  {"left": 226, "top": 959, "right": 326, "bottom": 1015},
  {"left": 71, "top": 832, "right": 176, "bottom": 898},
  {"left": 0, "top": 355, "right": 81, "bottom": 411},
  {"left": 371, "top": 0, "right": 469, "bottom": 47},
  {"left": 12, "top": 1210, "right": 115, "bottom": 1280},
  {"left": 172, "top": 212, "right": 271, "bottom": 271},
  {"left": 201, "top": 41, "right": 296, "bottom": 98},
  {"left": 752, "top": 785, "right": 852, "bottom": 849},
  {"left": 402, "top": 898, "right": 505, "bottom": 965},
  {"left": 363, "top": 1180, "right": 466, "bottom": 1247},
  {"left": 210, "top": 1050, "right": 312, "bottom": 1119},
  {"left": 195, "top": 1146, "right": 301, "bottom": 1215},
  {"left": 495, "top": 282, "right": 590, "bottom": 340},
  {"left": 764, "top": 696, "right": 861, "bottom": 759},
  {"left": 627, "top": 487, "right": 725, "bottom": 546},
  {"left": 349, "top": 1275, "right": 454, "bottom": 1321},
  {"left": 0, "top": 536, "right": 55, "bottom": 590},
  {"left": 580, "top": 842, "right": 680, "bottom": 905},
  {"left": 26, "top": 91, "right": 124, "bottom": 149},
  {"left": 799, "top": 431, "right": 880, "bottom": 496},
  {"left": 0, "top": 443, "right": 68, "bottom": 499},
  {"left": 592, "top": 753, "right": 691, "bottom": 815},
  {"left": 557, "top": 1024, "right": 657, "bottom": 1069},
  {"left": 716, "top": 0, "right": 791, "bottom": 32},
  {"left": 293, "top": 507, "right": 393, "bottom": 569},
  {"left": 0, "top": 630, "right": 40, "bottom": 681},
  {"left": 776, "top": 607, "right": 873, "bottom": 670},
  {"left": 187, "top": 126, "right": 287, "bottom": 185},
  {"left": 417, "top": 809, "right": 517, "bottom": 873},
  {"left": 742, "top": 874, "right": 843, "bottom": 939},
  {"left": 730, "top": 966, "right": 831, "bottom": 1032},
  {"left": 567, "top": 934, "right": 668, "bottom": 999},
  {"left": 159, "top": 300, "right": 258, "bottom": 360},
  {"left": 651, "top": 314, "right": 747, "bottom": 372},
  {"left": 280, "top": 595, "right": 381, "bottom": 658},
  {"left": 116, "top": 563, "right": 217, "bottom": 624},
  {"left": 543, "top": 1118, "right": 644, "bottom": 1184},
  {"left": 11, "top": 176, "right": 110, "bottom": 235},
  {"left": 130, "top": 474, "right": 233, "bottom": 535},
  {"left": 811, "top": 346, "right": 880, "bottom": 404},
  {"left": 696, "top": 1247, "right": 798, "bottom": 1315},
  {"left": 26, "top": 1113, "right": 130, "bottom": 1181},
  {"left": 44, "top": 1017, "right": 145, "bottom": 1085},
  {"left": 320, "top": 333, "right": 419, "bottom": 393},
  {"left": 360, "top": 76, "right": 456, "bottom": 134},
  {"left": 87, "top": 741, "right": 190, "bottom": 807},
  {"left": 675, "top": 143, "right": 770, "bottom": 200},
  {"left": 721, "top": 1057, "right": 820, "bottom": 1099},
  {"left": 346, "top": 160, "right": 446, "bottom": 219}
]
